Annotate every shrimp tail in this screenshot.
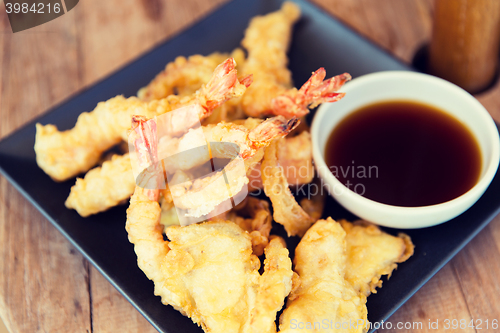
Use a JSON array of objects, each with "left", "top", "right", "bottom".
[
  {"left": 130, "top": 116, "right": 161, "bottom": 201},
  {"left": 239, "top": 74, "right": 253, "bottom": 88},
  {"left": 247, "top": 116, "right": 299, "bottom": 154},
  {"left": 298, "top": 70, "right": 351, "bottom": 108},
  {"left": 271, "top": 70, "right": 351, "bottom": 118},
  {"left": 200, "top": 58, "right": 252, "bottom": 113}
]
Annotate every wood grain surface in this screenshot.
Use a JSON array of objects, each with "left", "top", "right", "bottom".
[{"left": 0, "top": 1, "right": 499, "bottom": 332}]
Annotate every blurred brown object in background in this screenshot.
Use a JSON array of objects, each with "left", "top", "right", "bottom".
[{"left": 429, "top": 0, "right": 500, "bottom": 93}]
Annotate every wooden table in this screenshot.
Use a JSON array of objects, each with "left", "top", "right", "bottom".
[{"left": 0, "top": 1, "right": 499, "bottom": 332}]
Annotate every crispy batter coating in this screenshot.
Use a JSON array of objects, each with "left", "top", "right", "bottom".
[
  {"left": 167, "top": 117, "right": 298, "bottom": 218},
  {"left": 65, "top": 153, "right": 135, "bottom": 217},
  {"left": 279, "top": 218, "right": 368, "bottom": 333},
  {"left": 35, "top": 96, "right": 177, "bottom": 182},
  {"left": 226, "top": 197, "right": 273, "bottom": 256},
  {"left": 261, "top": 139, "right": 313, "bottom": 237},
  {"left": 340, "top": 220, "right": 414, "bottom": 297},
  {"left": 138, "top": 50, "right": 248, "bottom": 126},
  {"left": 35, "top": 58, "right": 249, "bottom": 182},
  {"left": 240, "top": 2, "right": 300, "bottom": 117},
  {"left": 138, "top": 52, "right": 230, "bottom": 101},
  {"left": 300, "top": 189, "right": 325, "bottom": 222},
  {"left": 126, "top": 188, "right": 293, "bottom": 333},
  {"left": 240, "top": 3, "right": 350, "bottom": 118},
  {"left": 247, "top": 131, "right": 315, "bottom": 191},
  {"left": 65, "top": 116, "right": 295, "bottom": 217},
  {"left": 159, "top": 191, "right": 179, "bottom": 230}
]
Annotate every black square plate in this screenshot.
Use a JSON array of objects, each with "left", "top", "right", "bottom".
[{"left": 1, "top": 0, "right": 499, "bottom": 332}]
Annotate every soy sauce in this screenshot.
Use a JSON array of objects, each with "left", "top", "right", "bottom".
[{"left": 325, "top": 100, "right": 482, "bottom": 207}]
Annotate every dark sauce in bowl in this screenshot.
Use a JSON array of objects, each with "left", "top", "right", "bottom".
[{"left": 325, "top": 100, "right": 482, "bottom": 207}]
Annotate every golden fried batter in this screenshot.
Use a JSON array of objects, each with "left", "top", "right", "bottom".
[
  {"left": 35, "top": 96, "right": 175, "bottom": 182},
  {"left": 126, "top": 188, "right": 293, "bottom": 333},
  {"left": 35, "top": 58, "right": 249, "bottom": 182},
  {"left": 138, "top": 52, "right": 232, "bottom": 101},
  {"left": 240, "top": 2, "right": 300, "bottom": 117},
  {"left": 340, "top": 220, "right": 414, "bottom": 296},
  {"left": 278, "top": 131, "right": 314, "bottom": 186},
  {"left": 65, "top": 153, "right": 134, "bottom": 217},
  {"left": 226, "top": 197, "right": 273, "bottom": 256},
  {"left": 279, "top": 218, "right": 368, "bottom": 333}
]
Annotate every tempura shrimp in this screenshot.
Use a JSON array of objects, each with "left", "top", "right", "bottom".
[
  {"left": 125, "top": 117, "right": 293, "bottom": 333},
  {"left": 35, "top": 58, "right": 250, "bottom": 181},
  {"left": 279, "top": 218, "right": 368, "bottom": 333},
  {"left": 66, "top": 121, "right": 311, "bottom": 217},
  {"left": 138, "top": 51, "right": 245, "bottom": 101},
  {"left": 239, "top": 2, "right": 299, "bottom": 118},
  {"left": 65, "top": 153, "right": 135, "bottom": 217},
  {"left": 240, "top": 2, "right": 350, "bottom": 118},
  {"left": 164, "top": 116, "right": 299, "bottom": 217}
]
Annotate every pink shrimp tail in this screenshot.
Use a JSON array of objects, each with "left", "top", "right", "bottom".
[
  {"left": 298, "top": 70, "right": 351, "bottom": 107},
  {"left": 203, "top": 58, "right": 252, "bottom": 112},
  {"left": 245, "top": 116, "right": 300, "bottom": 158},
  {"left": 131, "top": 116, "right": 158, "bottom": 167},
  {"left": 130, "top": 115, "right": 161, "bottom": 201},
  {"left": 271, "top": 70, "right": 351, "bottom": 118},
  {"left": 239, "top": 74, "right": 253, "bottom": 88}
]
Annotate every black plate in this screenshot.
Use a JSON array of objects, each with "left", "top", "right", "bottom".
[{"left": 1, "top": 0, "right": 499, "bottom": 332}]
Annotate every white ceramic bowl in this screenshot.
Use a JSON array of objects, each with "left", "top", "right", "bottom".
[{"left": 311, "top": 71, "right": 500, "bottom": 229}]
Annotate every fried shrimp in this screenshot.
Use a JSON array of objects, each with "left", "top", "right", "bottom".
[
  {"left": 340, "top": 220, "right": 414, "bottom": 297},
  {"left": 126, "top": 118, "right": 293, "bottom": 333},
  {"left": 35, "top": 97, "right": 166, "bottom": 182},
  {"left": 138, "top": 50, "right": 245, "bottom": 101},
  {"left": 35, "top": 58, "right": 250, "bottom": 181},
  {"left": 65, "top": 153, "right": 134, "bottom": 217},
  {"left": 261, "top": 139, "right": 314, "bottom": 237},
  {"left": 240, "top": 2, "right": 299, "bottom": 118},
  {"left": 279, "top": 218, "right": 368, "bottom": 333},
  {"left": 164, "top": 116, "right": 299, "bottom": 218},
  {"left": 240, "top": 2, "right": 350, "bottom": 118},
  {"left": 64, "top": 114, "right": 291, "bottom": 217},
  {"left": 127, "top": 204, "right": 293, "bottom": 333},
  {"left": 241, "top": 2, "right": 300, "bottom": 117}
]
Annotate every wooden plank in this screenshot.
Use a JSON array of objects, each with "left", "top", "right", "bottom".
[
  {"left": 90, "top": 267, "right": 158, "bottom": 333},
  {"left": 378, "top": 264, "right": 474, "bottom": 333},
  {"left": 310, "top": 0, "right": 434, "bottom": 63},
  {"left": 0, "top": 5, "right": 90, "bottom": 333},
  {"left": 451, "top": 215, "right": 500, "bottom": 325},
  {"left": 76, "top": 0, "right": 228, "bottom": 86},
  {"left": 0, "top": 179, "right": 91, "bottom": 333},
  {"left": 0, "top": 16, "right": 81, "bottom": 136},
  {"left": 0, "top": 9, "right": 8, "bottom": 135}
]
